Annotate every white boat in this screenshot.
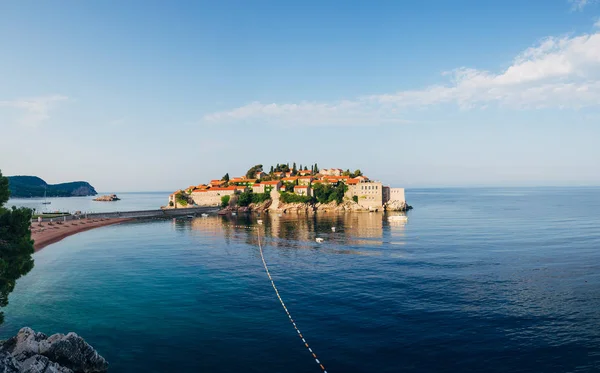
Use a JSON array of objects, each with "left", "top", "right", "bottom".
[
  {"left": 201, "top": 213, "right": 208, "bottom": 218},
  {"left": 388, "top": 215, "right": 408, "bottom": 222},
  {"left": 42, "top": 188, "right": 51, "bottom": 205},
  {"left": 331, "top": 227, "right": 336, "bottom": 232},
  {"left": 316, "top": 237, "right": 324, "bottom": 243},
  {"left": 232, "top": 212, "right": 237, "bottom": 216}
]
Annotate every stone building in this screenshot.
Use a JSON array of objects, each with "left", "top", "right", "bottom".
[
  {"left": 346, "top": 181, "right": 384, "bottom": 210},
  {"left": 191, "top": 186, "right": 238, "bottom": 206},
  {"left": 297, "top": 176, "right": 313, "bottom": 185},
  {"left": 321, "top": 168, "right": 343, "bottom": 176},
  {"left": 294, "top": 185, "right": 312, "bottom": 197},
  {"left": 387, "top": 188, "right": 405, "bottom": 204},
  {"left": 253, "top": 180, "right": 282, "bottom": 194}
]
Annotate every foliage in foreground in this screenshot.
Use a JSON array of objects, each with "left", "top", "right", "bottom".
[{"left": 0, "top": 169, "right": 35, "bottom": 324}]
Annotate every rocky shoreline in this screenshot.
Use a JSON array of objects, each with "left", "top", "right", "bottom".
[
  {"left": 0, "top": 328, "right": 108, "bottom": 373},
  {"left": 221, "top": 198, "right": 412, "bottom": 214}
]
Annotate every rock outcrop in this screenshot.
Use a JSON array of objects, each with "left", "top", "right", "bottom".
[
  {"left": 93, "top": 194, "right": 120, "bottom": 202},
  {"left": 384, "top": 200, "right": 413, "bottom": 211},
  {"left": 0, "top": 327, "right": 108, "bottom": 373}
]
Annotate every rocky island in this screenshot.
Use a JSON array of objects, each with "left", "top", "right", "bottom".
[
  {"left": 93, "top": 194, "right": 120, "bottom": 202},
  {"left": 166, "top": 163, "right": 412, "bottom": 213},
  {"left": 7, "top": 176, "right": 97, "bottom": 198},
  {"left": 0, "top": 327, "right": 108, "bottom": 373}
]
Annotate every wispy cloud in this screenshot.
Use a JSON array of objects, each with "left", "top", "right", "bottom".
[
  {"left": 595, "top": 18, "right": 600, "bottom": 28},
  {"left": 204, "top": 28, "right": 600, "bottom": 126},
  {"left": 569, "top": 0, "right": 596, "bottom": 10},
  {"left": 0, "top": 95, "right": 69, "bottom": 126}
]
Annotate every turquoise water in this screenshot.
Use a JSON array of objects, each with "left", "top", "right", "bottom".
[{"left": 2, "top": 188, "right": 600, "bottom": 372}]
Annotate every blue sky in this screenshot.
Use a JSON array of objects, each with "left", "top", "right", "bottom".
[{"left": 1, "top": 0, "right": 599, "bottom": 191}]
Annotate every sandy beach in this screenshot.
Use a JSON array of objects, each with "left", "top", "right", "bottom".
[{"left": 31, "top": 218, "right": 132, "bottom": 251}]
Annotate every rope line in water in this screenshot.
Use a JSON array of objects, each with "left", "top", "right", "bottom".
[{"left": 256, "top": 229, "right": 328, "bottom": 373}]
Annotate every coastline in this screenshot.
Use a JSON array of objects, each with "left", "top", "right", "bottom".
[{"left": 31, "top": 218, "right": 132, "bottom": 252}]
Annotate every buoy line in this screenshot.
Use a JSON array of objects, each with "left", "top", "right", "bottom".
[{"left": 256, "top": 229, "right": 328, "bottom": 372}]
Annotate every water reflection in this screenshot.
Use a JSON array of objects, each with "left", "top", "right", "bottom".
[{"left": 175, "top": 212, "right": 408, "bottom": 258}]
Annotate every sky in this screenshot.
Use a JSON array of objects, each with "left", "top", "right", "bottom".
[{"left": 1, "top": 0, "right": 599, "bottom": 191}]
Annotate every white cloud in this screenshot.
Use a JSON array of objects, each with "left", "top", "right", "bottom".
[
  {"left": 0, "top": 95, "right": 68, "bottom": 126},
  {"left": 204, "top": 28, "right": 600, "bottom": 126},
  {"left": 594, "top": 18, "right": 600, "bottom": 28},
  {"left": 569, "top": 0, "right": 598, "bottom": 10}
]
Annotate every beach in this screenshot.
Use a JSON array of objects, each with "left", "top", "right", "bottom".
[{"left": 30, "top": 218, "right": 131, "bottom": 251}]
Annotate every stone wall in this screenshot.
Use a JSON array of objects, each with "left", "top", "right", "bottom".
[
  {"left": 191, "top": 190, "right": 236, "bottom": 207},
  {"left": 346, "top": 181, "right": 384, "bottom": 210}
]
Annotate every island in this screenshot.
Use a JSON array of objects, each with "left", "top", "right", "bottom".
[
  {"left": 165, "top": 163, "right": 411, "bottom": 213},
  {"left": 7, "top": 176, "right": 97, "bottom": 198},
  {"left": 93, "top": 194, "right": 120, "bottom": 202}
]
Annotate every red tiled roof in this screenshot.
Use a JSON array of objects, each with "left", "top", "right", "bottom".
[
  {"left": 282, "top": 177, "right": 299, "bottom": 181},
  {"left": 261, "top": 181, "right": 281, "bottom": 185},
  {"left": 347, "top": 178, "right": 360, "bottom": 185},
  {"left": 298, "top": 176, "right": 313, "bottom": 179},
  {"left": 294, "top": 185, "right": 308, "bottom": 189},
  {"left": 210, "top": 186, "right": 238, "bottom": 191}
]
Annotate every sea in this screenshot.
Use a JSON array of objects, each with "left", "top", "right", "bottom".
[{"left": 2, "top": 188, "right": 600, "bottom": 373}]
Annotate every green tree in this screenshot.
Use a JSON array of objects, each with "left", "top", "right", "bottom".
[
  {"left": 221, "top": 195, "right": 230, "bottom": 208},
  {"left": 351, "top": 169, "right": 363, "bottom": 178},
  {"left": 269, "top": 166, "right": 274, "bottom": 174},
  {"left": 352, "top": 195, "right": 358, "bottom": 203},
  {"left": 222, "top": 173, "right": 230, "bottom": 182},
  {"left": 293, "top": 162, "right": 297, "bottom": 172},
  {"left": 314, "top": 163, "right": 319, "bottom": 173},
  {"left": 237, "top": 191, "right": 253, "bottom": 207},
  {"left": 0, "top": 169, "right": 35, "bottom": 324},
  {"left": 304, "top": 165, "right": 308, "bottom": 171},
  {"left": 245, "top": 165, "right": 263, "bottom": 179}
]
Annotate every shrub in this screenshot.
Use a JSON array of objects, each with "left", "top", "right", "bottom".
[
  {"left": 175, "top": 193, "right": 188, "bottom": 206},
  {"left": 352, "top": 195, "right": 358, "bottom": 203},
  {"left": 312, "top": 183, "right": 347, "bottom": 204},
  {"left": 237, "top": 191, "right": 252, "bottom": 206},
  {"left": 279, "top": 192, "right": 313, "bottom": 204},
  {"left": 251, "top": 192, "right": 271, "bottom": 204},
  {"left": 169, "top": 201, "right": 174, "bottom": 207},
  {"left": 221, "top": 195, "right": 230, "bottom": 208}
]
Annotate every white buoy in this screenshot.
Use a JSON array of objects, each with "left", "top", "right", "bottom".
[
  {"left": 316, "top": 238, "right": 324, "bottom": 243},
  {"left": 331, "top": 227, "right": 336, "bottom": 232}
]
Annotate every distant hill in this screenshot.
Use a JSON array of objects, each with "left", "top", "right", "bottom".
[{"left": 8, "top": 176, "right": 98, "bottom": 198}]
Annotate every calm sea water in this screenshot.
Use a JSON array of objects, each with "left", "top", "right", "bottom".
[
  {"left": 7, "top": 191, "right": 170, "bottom": 214},
  {"left": 2, "top": 188, "right": 600, "bottom": 372}
]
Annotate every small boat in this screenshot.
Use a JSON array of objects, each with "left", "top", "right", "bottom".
[
  {"left": 232, "top": 212, "right": 237, "bottom": 216},
  {"left": 331, "top": 227, "right": 336, "bottom": 232},
  {"left": 42, "top": 188, "right": 51, "bottom": 205},
  {"left": 316, "top": 238, "right": 324, "bottom": 243},
  {"left": 187, "top": 215, "right": 195, "bottom": 218},
  {"left": 388, "top": 215, "right": 408, "bottom": 222},
  {"left": 201, "top": 213, "right": 208, "bottom": 218}
]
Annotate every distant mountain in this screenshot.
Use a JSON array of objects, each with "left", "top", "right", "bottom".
[{"left": 7, "top": 176, "right": 98, "bottom": 198}]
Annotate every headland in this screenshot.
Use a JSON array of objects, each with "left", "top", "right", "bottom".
[{"left": 166, "top": 163, "right": 412, "bottom": 213}]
